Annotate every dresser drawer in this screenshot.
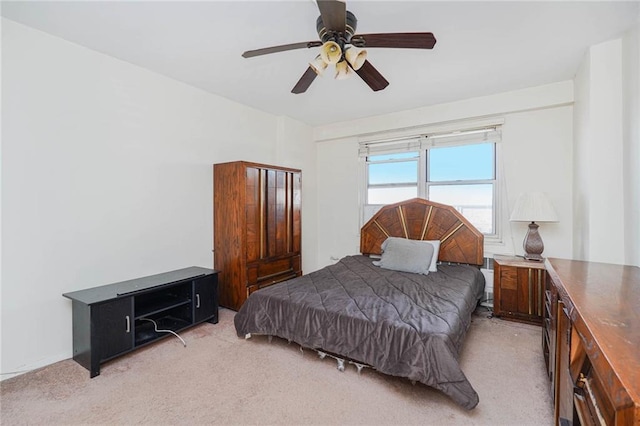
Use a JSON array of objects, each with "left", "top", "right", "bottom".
[
  {"left": 246, "top": 255, "right": 301, "bottom": 286},
  {"left": 247, "top": 271, "right": 299, "bottom": 296},
  {"left": 258, "top": 257, "right": 295, "bottom": 280},
  {"left": 574, "top": 364, "right": 615, "bottom": 426}
]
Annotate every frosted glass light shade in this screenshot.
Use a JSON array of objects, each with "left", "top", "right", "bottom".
[
  {"left": 320, "top": 41, "right": 342, "bottom": 65},
  {"left": 344, "top": 46, "right": 367, "bottom": 70},
  {"left": 510, "top": 192, "right": 558, "bottom": 223},
  {"left": 309, "top": 55, "right": 328, "bottom": 76},
  {"left": 335, "top": 60, "right": 354, "bottom": 80}
]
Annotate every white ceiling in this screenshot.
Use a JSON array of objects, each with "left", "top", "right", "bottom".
[{"left": 2, "top": 1, "right": 638, "bottom": 126}]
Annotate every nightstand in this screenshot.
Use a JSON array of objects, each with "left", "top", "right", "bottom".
[{"left": 493, "top": 255, "right": 546, "bottom": 325}]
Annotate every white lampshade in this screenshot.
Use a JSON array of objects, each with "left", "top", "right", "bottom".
[{"left": 510, "top": 192, "right": 558, "bottom": 223}]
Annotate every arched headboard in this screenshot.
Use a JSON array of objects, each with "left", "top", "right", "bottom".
[{"left": 360, "top": 198, "right": 484, "bottom": 266}]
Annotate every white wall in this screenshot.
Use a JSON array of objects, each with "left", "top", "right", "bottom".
[
  {"left": 315, "top": 136, "right": 361, "bottom": 265},
  {"left": 314, "top": 82, "right": 575, "bottom": 269},
  {"left": 573, "top": 47, "right": 592, "bottom": 261},
  {"left": 622, "top": 21, "right": 640, "bottom": 267},
  {"left": 573, "top": 22, "right": 640, "bottom": 266},
  {"left": 501, "top": 107, "right": 573, "bottom": 259},
  {"left": 1, "top": 19, "right": 316, "bottom": 377}
]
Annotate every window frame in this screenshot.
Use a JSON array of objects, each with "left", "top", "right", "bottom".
[
  {"left": 360, "top": 127, "right": 503, "bottom": 243},
  {"left": 365, "top": 152, "right": 420, "bottom": 203}
]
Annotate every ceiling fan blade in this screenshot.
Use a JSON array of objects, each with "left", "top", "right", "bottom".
[
  {"left": 291, "top": 67, "right": 318, "bottom": 94},
  {"left": 316, "top": 0, "right": 346, "bottom": 33},
  {"left": 354, "top": 60, "right": 389, "bottom": 92},
  {"left": 242, "top": 41, "right": 322, "bottom": 58},
  {"left": 351, "top": 32, "right": 437, "bottom": 49}
]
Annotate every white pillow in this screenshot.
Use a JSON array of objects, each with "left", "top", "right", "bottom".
[
  {"left": 372, "top": 237, "right": 434, "bottom": 275},
  {"left": 424, "top": 240, "right": 441, "bottom": 272}
]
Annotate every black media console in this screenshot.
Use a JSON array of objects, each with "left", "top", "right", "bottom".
[{"left": 63, "top": 267, "right": 219, "bottom": 377}]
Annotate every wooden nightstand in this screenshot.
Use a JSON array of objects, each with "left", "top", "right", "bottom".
[{"left": 493, "top": 255, "right": 546, "bottom": 325}]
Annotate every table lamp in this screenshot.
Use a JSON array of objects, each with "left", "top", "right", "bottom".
[{"left": 510, "top": 192, "right": 558, "bottom": 261}]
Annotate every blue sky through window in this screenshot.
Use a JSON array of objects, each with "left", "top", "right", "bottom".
[
  {"left": 369, "top": 161, "right": 418, "bottom": 185},
  {"left": 430, "top": 143, "right": 494, "bottom": 181},
  {"left": 368, "top": 143, "right": 493, "bottom": 184},
  {"left": 366, "top": 143, "right": 496, "bottom": 233}
]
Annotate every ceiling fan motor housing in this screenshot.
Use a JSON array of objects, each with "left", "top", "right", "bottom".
[{"left": 316, "top": 10, "right": 357, "bottom": 44}]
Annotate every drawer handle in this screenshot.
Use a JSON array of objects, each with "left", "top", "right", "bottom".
[
  {"left": 125, "top": 315, "right": 130, "bottom": 333},
  {"left": 196, "top": 294, "right": 201, "bottom": 308}
]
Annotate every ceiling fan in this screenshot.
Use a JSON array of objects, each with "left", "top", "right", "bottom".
[{"left": 242, "top": 0, "right": 437, "bottom": 94}]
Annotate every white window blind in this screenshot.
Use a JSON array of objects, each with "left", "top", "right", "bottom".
[
  {"left": 359, "top": 126, "right": 501, "bottom": 156},
  {"left": 427, "top": 127, "right": 502, "bottom": 147},
  {"left": 358, "top": 136, "right": 427, "bottom": 157}
]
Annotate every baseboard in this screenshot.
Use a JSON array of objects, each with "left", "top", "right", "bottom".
[{"left": 0, "top": 352, "right": 69, "bottom": 381}]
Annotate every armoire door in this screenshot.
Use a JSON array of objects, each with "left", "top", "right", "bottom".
[
  {"left": 245, "top": 166, "right": 301, "bottom": 262},
  {"left": 245, "top": 166, "right": 261, "bottom": 263}
]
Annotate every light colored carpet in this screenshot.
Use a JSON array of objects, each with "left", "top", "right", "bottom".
[{"left": 1, "top": 307, "right": 553, "bottom": 425}]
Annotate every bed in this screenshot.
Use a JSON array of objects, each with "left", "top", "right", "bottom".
[{"left": 234, "top": 198, "right": 485, "bottom": 409}]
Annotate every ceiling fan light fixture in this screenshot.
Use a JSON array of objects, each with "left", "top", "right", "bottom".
[
  {"left": 335, "top": 60, "right": 354, "bottom": 80},
  {"left": 309, "top": 55, "right": 328, "bottom": 75},
  {"left": 320, "top": 41, "right": 342, "bottom": 65},
  {"left": 241, "top": 1, "right": 437, "bottom": 94},
  {"left": 344, "top": 46, "right": 367, "bottom": 71}
]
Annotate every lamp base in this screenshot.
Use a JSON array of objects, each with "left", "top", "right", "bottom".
[
  {"left": 523, "top": 253, "right": 544, "bottom": 262},
  {"left": 523, "top": 221, "right": 545, "bottom": 261}
]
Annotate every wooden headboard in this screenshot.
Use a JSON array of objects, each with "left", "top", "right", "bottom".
[{"left": 360, "top": 198, "right": 484, "bottom": 266}]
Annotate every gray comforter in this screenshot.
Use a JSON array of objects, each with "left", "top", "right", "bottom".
[{"left": 234, "top": 255, "right": 485, "bottom": 409}]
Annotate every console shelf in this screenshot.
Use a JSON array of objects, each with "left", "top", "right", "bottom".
[
  {"left": 134, "top": 316, "right": 192, "bottom": 346},
  {"left": 135, "top": 295, "right": 192, "bottom": 319},
  {"left": 63, "top": 267, "right": 218, "bottom": 377}
]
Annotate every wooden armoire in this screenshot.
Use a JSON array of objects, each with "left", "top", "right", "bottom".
[{"left": 213, "top": 161, "right": 302, "bottom": 311}]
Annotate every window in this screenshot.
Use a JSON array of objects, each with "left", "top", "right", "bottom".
[
  {"left": 427, "top": 143, "right": 495, "bottom": 234},
  {"left": 361, "top": 127, "right": 500, "bottom": 238},
  {"left": 367, "top": 152, "right": 419, "bottom": 204}
]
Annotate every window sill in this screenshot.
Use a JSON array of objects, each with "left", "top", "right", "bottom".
[{"left": 484, "top": 239, "right": 509, "bottom": 257}]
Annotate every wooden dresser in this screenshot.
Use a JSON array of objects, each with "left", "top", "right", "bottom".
[
  {"left": 213, "top": 161, "right": 302, "bottom": 311},
  {"left": 544, "top": 258, "right": 640, "bottom": 425}
]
